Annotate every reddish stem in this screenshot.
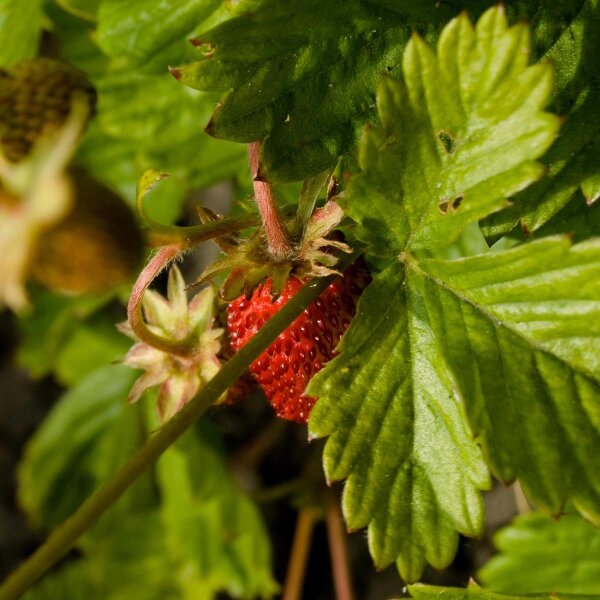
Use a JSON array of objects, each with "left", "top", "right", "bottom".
[
  {"left": 283, "top": 507, "right": 318, "bottom": 600},
  {"left": 325, "top": 489, "right": 355, "bottom": 600},
  {"left": 127, "top": 246, "right": 194, "bottom": 356},
  {"left": 247, "top": 141, "right": 292, "bottom": 261}
]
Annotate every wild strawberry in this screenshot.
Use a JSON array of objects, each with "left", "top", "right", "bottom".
[
  {"left": 0, "top": 58, "right": 96, "bottom": 162},
  {"left": 227, "top": 260, "right": 370, "bottom": 423},
  {"left": 30, "top": 168, "right": 145, "bottom": 295}
]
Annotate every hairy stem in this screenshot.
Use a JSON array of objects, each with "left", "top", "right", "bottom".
[
  {"left": 126, "top": 245, "right": 194, "bottom": 356},
  {"left": 283, "top": 507, "right": 318, "bottom": 600},
  {"left": 325, "top": 489, "right": 355, "bottom": 600},
  {"left": 145, "top": 212, "right": 262, "bottom": 249},
  {"left": 247, "top": 141, "right": 292, "bottom": 260},
  {"left": 0, "top": 270, "right": 340, "bottom": 600}
]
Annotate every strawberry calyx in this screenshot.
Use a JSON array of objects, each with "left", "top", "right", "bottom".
[{"left": 192, "top": 143, "right": 351, "bottom": 301}]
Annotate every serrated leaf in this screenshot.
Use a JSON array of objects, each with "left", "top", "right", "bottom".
[
  {"left": 415, "top": 237, "right": 600, "bottom": 520},
  {"left": 309, "top": 236, "right": 600, "bottom": 581},
  {"left": 308, "top": 263, "right": 491, "bottom": 582},
  {"left": 534, "top": 194, "right": 600, "bottom": 243},
  {"left": 344, "top": 7, "right": 560, "bottom": 255},
  {"left": 96, "top": 0, "right": 222, "bottom": 72},
  {"left": 178, "top": 0, "right": 474, "bottom": 182},
  {"left": 481, "top": 0, "right": 600, "bottom": 241},
  {"left": 408, "top": 583, "right": 597, "bottom": 600},
  {"left": 0, "top": 0, "right": 44, "bottom": 67},
  {"left": 479, "top": 513, "right": 600, "bottom": 594}
]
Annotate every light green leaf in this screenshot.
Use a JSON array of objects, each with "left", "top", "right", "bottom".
[
  {"left": 344, "top": 7, "right": 560, "bottom": 255},
  {"left": 479, "top": 513, "right": 600, "bottom": 594},
  {"left": 415, "top": 237, "right": 600, "bottom": 519},
  {"left": 308, "top": 263, "right": 491, "bottom": 582},
  {"left": 178, "top": 0, "right": 473, "bottom": 182},
  {"left": 582, "top": 170, "right": 600, "bottom": 205},
  {"left": 96, "top": 0, "right": 222, "bottom": 71},
  {"left": 18, "top": 364, "right": 276, "bottom": 599},
  {"left": 53, "top": 317, "right": 132, "bottom": 386},
  {"left": 408, "top": 583, "right": 597, "bottom": 600},
  {"left": 16, "top": 289, "right": 118, "bottom": 383},
  {"left": 309, "top": 236, "right": 600, "bottom": 581},
  {"left": 18, "top": 365, "right": 141, "bottom": 529},
  {"left": 155, "top": 425, "right": 278, "bottom": 599},
  {"left": 51, "top": 10, "right": 247, "bottom": 220},
  {"left": 481, "top": 0, "right": 600, "bottom": 242},
  {"left": 0, "top": 0, "right": 44, "bottom": 67}
]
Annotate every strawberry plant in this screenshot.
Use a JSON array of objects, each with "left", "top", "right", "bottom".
[{"left": 0, "top": 1, "right": 599, "bottom": 599}]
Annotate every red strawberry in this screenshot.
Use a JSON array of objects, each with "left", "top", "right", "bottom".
[{"left": 227, "top": 260, "right": 371, "bottom": 423}]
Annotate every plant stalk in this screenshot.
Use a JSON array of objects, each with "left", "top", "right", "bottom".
[
  {"left": 144, "top": 212, "right": 263, "bottom": 249},
  {"left": 0, "top": 270, "right": 340, "bottom": 600},
  {"left": 283, "top": 507, "right": 318, "bottom": 600},
  {"left": 126, "top": 245, "right": 194, "bottom": 356},
  {"left": 247, "top": 141, "right": 293, "bottom": 260},
  {"left": 325, "top": 489, "right": 355, "bottom": 600}
]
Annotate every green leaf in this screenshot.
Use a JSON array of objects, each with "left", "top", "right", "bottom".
[
  {"left": 51, "top": 10, "right": 247, "bottom": 219},
  {"left": 0, "top": 0, "right": 44, "bottom": 67},
  {"left": 16, "top": 289, "right": 119, "bottom": 384},
  {"left": 96, "top": 0, "right": 222, "bottom": 72},
  {"left": 408, "top": 583, "right": 598, "bottom": 600},
  {"left": 309, "top": 236, "right": 600, "bottom": 581},
  {"left": 308, "top": 263, "right": 491, "bottom": 582},
  {"left": 18, "top": 365, "right": 141, "bottom": 529},
  {"left": 18, "top": 363, "right": 276, "bottom": 598},
  {"left": 178, "top": 0, "right": 472, "bottom": 182},
  {"left": 481, "top": 0, "right": 600, "bottom": 242},
  {"left": 53, "top": 316, "right": 132, "bottom": 386},
  {"left": 533, "top": 193, "right": 600, "bottom": 243},
  {"left": 154, "top": 424, "right": 278, "bottom": 599},
  {"left": 344, "top": 7, "right": 560, "bottom": 255},
  {"left": 415, "top": 237, "right": 600, "bottom": 519},
  {"left": 479, "top": 513, "right": 600, "bottom": 594},
  {"left": 56, "top": 0, "right": 100, "bottom": 21}
]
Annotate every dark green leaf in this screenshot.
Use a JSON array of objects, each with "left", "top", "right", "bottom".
[
  {"left": 344, "top": 7, "right": 560, "bottom": 254},
  {"left": 479, "top": 513, "right": 600, "bottom": 594},
  {"left": 178, "top": 0, "right": 472, "bottom": 181},
  {"left": 56, "top": 0, "right": 100, "bottom": 21},
  {"left": 0, "top": 0, "right": 44, "bottom": 67},
  {"left": 308, "top": 263, "right": 490, "bottom": 582}
]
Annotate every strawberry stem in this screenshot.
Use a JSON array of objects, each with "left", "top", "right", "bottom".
[
  {"left": 247, "top": 141, "right": 293, "bottom": 261},
  {"left": 325, "top": 489, "right": 355, "bottom": 600},
  {"left": 127, "top": 246, "right": 196, "bottom": 356},
  {"left": 283, "top": 507, "right": 318, "bottom": 600}
]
